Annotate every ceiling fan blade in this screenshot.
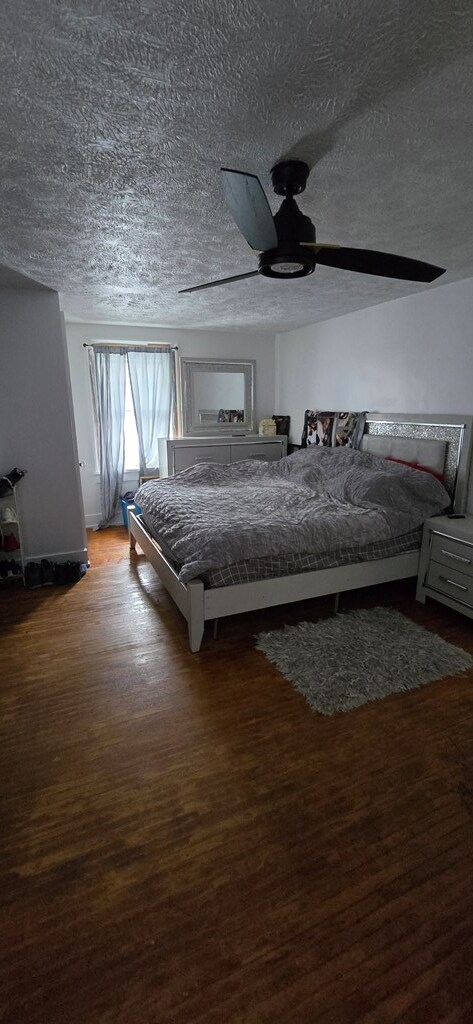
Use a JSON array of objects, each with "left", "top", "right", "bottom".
[
  {"left": 303, "top": 245, "right": 445, "bottom": 282},
  {"left": 179, "top": 271, "right": 259, "bottom": 295},
  {"left": 300, "top": 243, "right": 341, "bottom": 250},
  {"left": 221, "top": 168, "right": 278, "bottom": 251}
]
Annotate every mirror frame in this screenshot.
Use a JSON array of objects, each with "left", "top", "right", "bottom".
[{"left": 180, "top": 357, "right": 255, "bottom": 436}]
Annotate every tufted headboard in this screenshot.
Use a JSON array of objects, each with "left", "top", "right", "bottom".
[{"left": 362, "top": 413, "right": 473, "bottom": 512}]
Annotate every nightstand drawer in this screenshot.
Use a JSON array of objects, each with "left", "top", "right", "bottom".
[
  {"left": 431, "top": 533, "right": 473, "bottom": 578},
  {"left": 427, "top": 560, "right": 473, "bottom": 609}
]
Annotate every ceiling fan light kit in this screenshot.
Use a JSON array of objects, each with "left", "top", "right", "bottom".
[
  {"left": 259, "top": 249, "right": 315, "bottom": 280},
  {"left": 179, "top": 160, "right": 445, "bottom": 295}
]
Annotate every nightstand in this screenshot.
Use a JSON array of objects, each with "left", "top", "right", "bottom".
[{"left": 416, "top": 515, "right": 473, "bottom": 620}]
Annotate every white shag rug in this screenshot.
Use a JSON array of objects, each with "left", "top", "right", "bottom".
[{"left": 255, "top": 606, "right": 472, "bottom": 715}]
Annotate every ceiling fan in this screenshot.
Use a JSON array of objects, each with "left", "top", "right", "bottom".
[{"left": 179, "top": 160, "right": 445, "bottom": 294}]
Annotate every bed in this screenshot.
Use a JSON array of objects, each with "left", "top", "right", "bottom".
[{"left": 129, "top": 413, "right": 473, "bottom": 651}]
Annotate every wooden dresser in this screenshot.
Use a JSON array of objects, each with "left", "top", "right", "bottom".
[{"left": 158, "top": 435, "right": 287, "bottom": 477}]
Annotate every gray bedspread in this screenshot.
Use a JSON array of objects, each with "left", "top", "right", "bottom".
[{"left": 135, "top": 447, "right": 450, "bottom": 583}]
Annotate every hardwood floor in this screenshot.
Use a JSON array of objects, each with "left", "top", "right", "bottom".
[{"left": 1, "top": 527, "right": 473, "bottom": 1023}]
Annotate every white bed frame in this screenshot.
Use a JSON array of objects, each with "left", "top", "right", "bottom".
[{"left": 128, "top": 413, "right": 473, "bottom": 652}]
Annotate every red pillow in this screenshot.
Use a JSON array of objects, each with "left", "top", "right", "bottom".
[{"left": 385, "top": 457, "right": 445, "bottom": 482}]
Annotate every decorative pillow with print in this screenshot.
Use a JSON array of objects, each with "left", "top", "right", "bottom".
[
  {"left": 302, "top": 411, "right": 336, "bottom": 447},
  {"left": 301, "top": 410, "right": 367, "bottom": 449}
]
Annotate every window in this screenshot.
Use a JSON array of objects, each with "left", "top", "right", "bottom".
[
  {"left": 89, "top": 342, "right": 174, "bottom": 481},
  {"left": 124, "top": 362, "right": 139, "bottom": 471}
]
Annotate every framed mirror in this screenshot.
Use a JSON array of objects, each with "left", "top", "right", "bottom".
[{"left": 180, "top": 358, "right": 255, "bottom": 436}]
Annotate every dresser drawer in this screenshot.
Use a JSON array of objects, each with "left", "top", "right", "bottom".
[
  {"left": 426, "top": 560, "right": 473, "bottom": 609},
  {"left": 231, "top": 442, "right": 283, "bottom": 463},
  {"left": 173, "top": 445, "right": 231, "bottom": 473},
  {"left": 431, "top": 533, "right": 473, "bottom": 578}
]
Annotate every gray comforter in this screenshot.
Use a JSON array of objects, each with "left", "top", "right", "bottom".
[{"left": 135, "top": 446, "right": 450, "bottom": 583}]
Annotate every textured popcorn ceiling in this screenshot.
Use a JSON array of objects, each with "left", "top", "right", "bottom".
[{"left": 1, "top": 1, "right": 473, "bottom": 330}]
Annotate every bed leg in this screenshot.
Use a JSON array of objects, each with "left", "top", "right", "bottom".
[
  {"left": 187, "top": 579, "right": 205, "bottom": 653},
  {"left": 129, "top": 529, "right": 137, "bottom": 551},
  {"left": 213, "top": 619, "right": 219, "bottom": 640},
  {"left": 333, "top": 592, "right": 340, "bottom": 614}
]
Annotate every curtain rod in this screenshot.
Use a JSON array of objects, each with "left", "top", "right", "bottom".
[{"left": 83, "top": 342, "right": 178, "bottom": 350}]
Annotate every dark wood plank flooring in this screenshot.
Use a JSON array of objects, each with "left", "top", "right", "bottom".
[{"left": 1, "top": 527, "right": 473, "bottom": 1023}]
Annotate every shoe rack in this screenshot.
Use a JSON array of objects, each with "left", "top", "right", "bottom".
[{"left": 0, "top": 483, "right": 25, "bottom": 584}]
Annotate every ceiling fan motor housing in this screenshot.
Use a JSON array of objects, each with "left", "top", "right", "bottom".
[
  {"left": 259, "top": 195, "right": 316, "bottom": 279},
  {"left": 270, "top": 160, "right": 310, "bottom": 196}
]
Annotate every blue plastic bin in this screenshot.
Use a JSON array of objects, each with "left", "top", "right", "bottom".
[{"left": 121, "top": 499, "right": 141, "bottom": 529}]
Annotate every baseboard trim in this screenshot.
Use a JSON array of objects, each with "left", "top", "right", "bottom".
[
  {"left": 85, "top": 513, "right": 125, "bottom": 528},
  {"left": 85, "top": 514, "right": 101, "bottom": 528}
]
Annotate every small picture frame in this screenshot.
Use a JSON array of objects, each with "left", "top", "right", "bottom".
[
  {"left": 272, "top": 415, "right": 290, "bottom": 436},
  {"left": 139, "top": 472, "right": 160, "bottom": 486}
]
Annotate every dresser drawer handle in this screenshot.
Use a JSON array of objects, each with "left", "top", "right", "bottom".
[
  {"left": 441, "top": 548, "right": 471, "bottom": 565},
  {"left": 439, "top": 575, "right": 468, "bottom": 592}
]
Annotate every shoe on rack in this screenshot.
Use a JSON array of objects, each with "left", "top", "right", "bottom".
[
  {"left": 0, "top": 507, "right": 18, "bottom": 525},
  {"left": 7, "top": 468, "right": 25, "bottom": 487},
  {"left": 8, "top": 560, "right": 22, "bottom": 577},
  {"left": 0, "top": 468, "right": 25, "bottom": 497},
  {"left": 25, "top": 561, "right": 42, "bottom": 588},
  {"left": 65, "top": 561, "right": 82, "bottom": 583},
  {"left": 53, "top": 562, "right": 68, "bottom": 585},
  {"left": 0, "top": 561, "right": 8, "bottom": 579},
  {"left": 40, "top": 559, "right": 55, "bottom": 585},
  {"left": 3, "top": 533, "right": 20, "bottom": 552}
]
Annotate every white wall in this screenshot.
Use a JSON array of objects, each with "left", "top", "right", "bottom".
[
  {"left": 65, "top": 321, "right": 276, "bottom": 525},
  {"left": 276, "top": 275, "right": 473, "bottom": 508},
  {"left": 0, "top": 288, "right": 87, "bottom": 561},
  {"left": 276, "top": 276, "right": 473, "bottom": 441}
]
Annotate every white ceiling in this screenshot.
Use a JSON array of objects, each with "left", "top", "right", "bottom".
[{"left": 1, "top": 0, "right": 473, "bottom": 331}]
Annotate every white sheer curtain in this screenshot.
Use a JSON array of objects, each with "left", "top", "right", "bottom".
[
  {"left": 127, "top": 346, "right": 174, "bottom": 473},
  {"left": 88, "top": 346, "right": 126, "bottom": 527}
]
